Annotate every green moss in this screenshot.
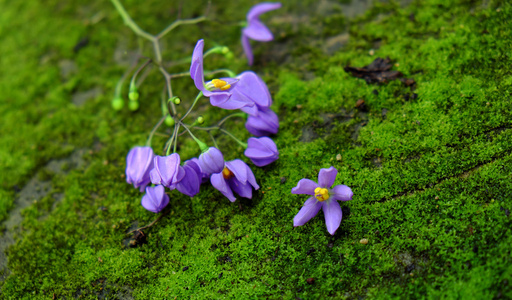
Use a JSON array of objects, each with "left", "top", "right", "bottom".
[{"left": 1, "top": 0, "right": 512, "bottom": 299}]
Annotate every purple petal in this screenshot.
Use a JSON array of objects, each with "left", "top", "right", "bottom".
[
  {"left": 236, "top": 71, "right": 272, "bottom": 109},
  {"left": 291, "top": 179, "right": 319, "bottom": 195},
  {"left": 322, "top": 200, "right": 342, "bottom": 235},
  {"left": 225, "top": 159, "right": 248, "bottom": 184},
  {"left": 243, "top": 20, "right": 273, "bottom": 41},
  {"left": 331, "top": 185, "right": 353, "bottom": 201},
  {"left": 246, "top": 3, "right": 282, "bottom": 22},
  {"left": 176, "top": 165, "right": 201, "bottom": 197},
  {"left": 153, "top": 154, "right": 181, "bottom": 187},
  {"left": 190, "top": 39, "right": 205, "bottom": 91},
  {"left": 245, "top": 108, "right": 279, "bottom": 136},
  {"left": 228, "top": 178, "right": 253, "bottom": 199},
  {"left": 293, "top": 197, "right": 322, "bottom": 227},
  {"left": 141, "top": 185, "right": 169, "bottom": 213},
  {"left": 241, "top": 34, "right": 253, "bottom": 66},
  {"left": 198, "top": 147, "right": 224, "bottom": 174},
  {"left": 318, "top": 166, "right": 338, "bottom": 188},
  {"left": 244, "top": 137, "right": 279, "bottom": 167},
  {"left": 125, "top": 146, "right": 154, "bottom": 191},
  {"left": 211, "top": 173, "right": 236, "bottom": 202}
]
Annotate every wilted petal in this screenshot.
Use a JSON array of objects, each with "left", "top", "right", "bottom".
[
  {"left": 225, "top": 160, "right": 248, "bottom": 184},
  {"left": 229, "top": 178, "right": 253, "bottom": 199},
  {"left": 318, "top": 166, "right": 337, "bottom": 188},
  {"left": 293, "top": 197, "right": 322, "bottom": 227},
  {"left": 211, "top": 173, "right": 236, "bottom": 202},
  {"left": 245, "top": 108, "right": 279, "bottom": 136},
  {"left": 331, "top": 185, "right": 353, "bottom": 201},
  {"left": 322, "top": 200, "right": 342, "bottom": 235},
  {"left": 291, "top": 179, "right": 318, "bottom": 195}
]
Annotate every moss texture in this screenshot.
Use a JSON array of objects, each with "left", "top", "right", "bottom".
[{"left": 0, "top": 0, "right": 511, "bottom": 299}]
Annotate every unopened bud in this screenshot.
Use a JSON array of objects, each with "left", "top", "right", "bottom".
[
  {"left": 128, "top": 101, "right": 139, "bottom": 111},
  {"left": 221, "top": 46, "right": 229, "bottom": 54},
  {"left": 197, "top": 116, "right": 204, "bottom": 124},
  {"left": 224, "top": 51, "right": 234, "bottom": 60},
  {"left": 111, "top": 97, "right": 124, "bottom": 111},
  {"left": 173, "top": 97, "right": 181, "bottom": 105},
  {"left": 165, "top": 115, "right": 175, "bottom": 126}
]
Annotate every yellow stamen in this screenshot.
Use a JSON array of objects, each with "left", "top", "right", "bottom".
[
  {"left": 314, "top": 187, "right": 329, "bottom": 201},
  {"left": 222, "top": 167, "right": 234, "bottom": 180},
  {"left": 211, "top": 79, "right": 231, "bottom": 91}
]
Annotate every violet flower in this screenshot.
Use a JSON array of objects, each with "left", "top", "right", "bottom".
[
  {"left": 292, "top": 167, "right": 353, "bottom": 235},
  {"left": 189, "top": 157, "right": 210, "bottom": 183},
  {"left": 242, "top": 2, "right": 282, "bottom": 65},
  {"left": 126, "top": 146, "right": 155, "bottom": 192},
  {"left": 198, "top": 147, "right": 225, "bottom": 175},
  {"left": 150, "top": 153, "right": 185, "bottom": 189},
  {"left": 211, "top": 159, "right": 260, "bottom": 202},
  {"left": 176, "top": 159, "right": 202, "bottom": 197},
  {"left": 141, "top": 185, "right": 169, "bottom": 213},
  {"left": 245, "top": 107, "right": 279, "bottom": 136},
  {"left": 244, "top": 137, "right": 278, "bottom": 167},
  {"left": 190, "top": 39, "right": 256, "bottom": 114}
]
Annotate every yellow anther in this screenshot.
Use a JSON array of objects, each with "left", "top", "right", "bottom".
[
  {"left": 222, "top": 167, "right": 234, "bottom": 180},
  {"left": 211, "top": 79, "right": 231, "bottom": 90},
  {"left": 314, "top": 187, "right": 329, "bottom": 201}
]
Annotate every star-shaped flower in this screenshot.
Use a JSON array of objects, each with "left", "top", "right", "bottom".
[{"left": 292, "top": 167, "right": 353, "bottom": 235}]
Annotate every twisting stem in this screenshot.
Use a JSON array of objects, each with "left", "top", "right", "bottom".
[
  {"left": 180, "top": 92, "right": 203, "bottom": 122},
  {"left": 110, "top": 0, "right": 154, "bottom": 41},
  {"left": 218, "top": 112, "right": 246, "bottom": 127},
  {"left": 156, "top": 16, "right": 207, "bottom": 39},
  {"left": 219, "top": 128, "right": 248, "bottom": 148},
  {"left": 146, "top": 116, "right": 166, "bottom": 147}
]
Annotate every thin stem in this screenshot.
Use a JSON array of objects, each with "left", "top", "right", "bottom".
[
  {"left": 131, "top": 58, "right": 152, "bottom": 87},
  {"left": 180, "top": 122, "right": 208, "bottom": 151},
  {"left": 127, "top": 208, "right": 169, "bottom": 235},
  {"left": 110, "top": 0, "right": 154, "bottom": 41},
  {"left": 156, "top": 16, "right": 207, "bottom": 39},
  {"left": 208, "top": 131, "right": 219, "bottom": 149},
  {"left": 165, "top": 124, "right": 178, "bottom": 156},
  {"left": 218, "top": 112, "right": 246, "bottom": 127},
  {"left": 173, "top": 123, "right": 181, "bottom": 153},
  {"left": 146, "top": 116, "right": 166, "bottom": 146},
  {"left": 180, "top": 92, "right": 203, "bottom": 122},
  {"left": 219, "top": 128, "right": 248, "bottom": 148}
]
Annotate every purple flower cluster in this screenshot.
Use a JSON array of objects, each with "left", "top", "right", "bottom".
[{"left": 124, "top": 3, "right": 282, "bottom": 214}]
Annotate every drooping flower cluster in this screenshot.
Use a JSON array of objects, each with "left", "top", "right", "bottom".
[
  {"left": 292, "top": 167, "right": 353, "bottom": 235},
  {"left": 123, "top": 3, "right": 282, "bottom": 214}
]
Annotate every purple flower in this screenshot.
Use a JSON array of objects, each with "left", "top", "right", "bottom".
[
  {"left": 176, "top": 159, "right": 202, "bottom": 197},
  {"left": 189, "top": 157, "right": 210, "bottom": 183},
  {"left": 242, "top": 2, "right": 282, "bottom": 65},
  {"left": 198, "top": 147, "right": 225, "bottom": 175},
  {"left": 245, "top": 107, "right": 279, "bottom": 136},
  {"left": 292, "top": 167, "right": 353, "bottom": 235},
  {"left": 126, "top": 146, "right": 155, "bottom": 192},
  {"left": 244, "top": 137, "right": 278, "bottom": 167},
  {"left": 211, "top": 159, "right": 260, "bottom": 202},
  {"left": 141, "top": 185, "right": 169, "bottom": 213},
  {"left": 190, "top": 40, "right": 256, "bottom": 114},
  {"left": 235, "top": 71, "right": 272, "bottom": 115},
  {"left": 150, "top": 153, "right": 185, "bottom": 189}
]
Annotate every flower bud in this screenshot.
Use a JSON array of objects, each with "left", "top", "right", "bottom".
[
  {"left": 128, "top": 101, "right": 139, "bottom": 111},
  {"left": 165, "top": 115, "right": 175, "bottom": 126},
  {"left": 244, "top": 137, "right": 279, "bottom": 167},
  {"left": 197, "top": 116, "right": 204, "bottom": 124},
  {"left": 198, "top": 147, "right": 224, "bottom": 175},
  {"left": 129, "top": 82, "right": 139, "bottom": 101},
  {"left": 173, "top": 97, "right": 181, "bottom": 105},
  {"left": 111, "top": 97, "right": 124, "bottom": 111}
]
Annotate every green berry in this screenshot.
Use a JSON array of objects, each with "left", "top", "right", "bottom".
[
  {"left": 165, "top": 115, "right": 175, "bottom": 126},
  {"left": 197, "top": 116, "right": 204, "bottom": 124},
  {"left": 111, "top": 97, "right": 124, "bottom": 111},
  {"left": 128, "top": 101, "right": 139, "bottom": 111},
  {"left": 129, "top": 91, "right": 139, "bottom": 101}
]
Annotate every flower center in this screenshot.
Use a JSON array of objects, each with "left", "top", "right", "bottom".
[
  {"left": 314, "top": 187, "right": 329, "bottom": 201},
  {"left": 222, "top": 167, "right": 234, "bottom": 180},
  {"left": 206, "top": 79, "right": 231, "bottom": 91}
]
